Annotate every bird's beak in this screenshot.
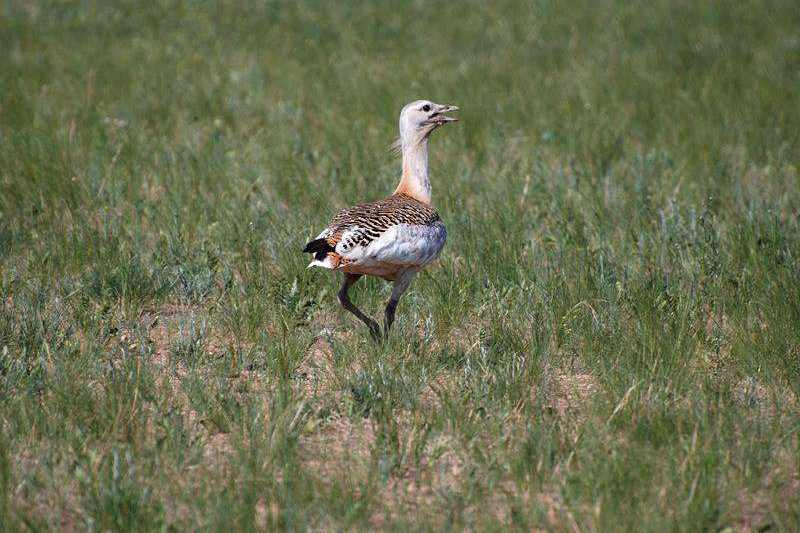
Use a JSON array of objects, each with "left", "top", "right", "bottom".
[{"left": 426, "top": 104, "right": 460, "bottom": 125}]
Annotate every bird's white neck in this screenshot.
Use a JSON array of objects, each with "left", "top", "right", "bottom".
[{"left": 394, "top": 136, "right": 431, "bottom": 205}]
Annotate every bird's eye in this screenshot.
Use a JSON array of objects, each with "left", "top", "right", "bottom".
[{"left": 422, "top": 104, "right": 431, "bottom": 112}]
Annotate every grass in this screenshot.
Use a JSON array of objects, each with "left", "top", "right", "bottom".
[{"left": 1, "top": 0, "right": 799, "bottom": 530}]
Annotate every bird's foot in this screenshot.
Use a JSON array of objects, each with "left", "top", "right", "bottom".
[{"left": 366, "top": 320, "right": 382, "bottom": 341}]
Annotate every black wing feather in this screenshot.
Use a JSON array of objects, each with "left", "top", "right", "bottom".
[{"left": 303, "top": 238, "right": 334, "bottom": 261}]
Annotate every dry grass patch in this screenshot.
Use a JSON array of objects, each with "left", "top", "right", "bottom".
[
  {"left": 538, "top": 365, "right": 601, "bottom": 420},
  {"left": 299, "top": 416, "right": 375, "bottom": 480},
  {"left": 295, "top": 333, "right": 339, "bottom": 399}
]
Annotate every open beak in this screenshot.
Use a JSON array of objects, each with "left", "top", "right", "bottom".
[{"left": 426, "top": 104, "right": 460, "bottom": 125}]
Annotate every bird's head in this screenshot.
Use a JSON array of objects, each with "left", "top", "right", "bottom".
[{"left": 398, "top": 99, "right": 459, "bottom": 144}]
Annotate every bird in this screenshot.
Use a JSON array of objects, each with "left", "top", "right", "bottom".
[{"left": 303, "top": 99, "right": 459, "bottom": 339}]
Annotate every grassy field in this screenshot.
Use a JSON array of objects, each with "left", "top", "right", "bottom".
[{"left": 2, "top": 0, "right": 800, "bottom": 530}]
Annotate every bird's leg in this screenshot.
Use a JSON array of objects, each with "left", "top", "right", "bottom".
[
  {"left": 384, "top": 274, "right": 414, "bottom": 338},
  {"left": 338, "top": 274, "right": 381, "bottom": 339}
]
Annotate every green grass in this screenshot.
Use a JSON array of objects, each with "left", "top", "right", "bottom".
[{"left": 2, "top": 0, "right": 800, "bottom": 530}]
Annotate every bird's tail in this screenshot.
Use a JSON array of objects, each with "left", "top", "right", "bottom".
[
  {"left": 303, "top": 238, "right": 334, "bottom": 261},
  {"left": 303, "top": 238, "right": 340, "bottom": 269}
]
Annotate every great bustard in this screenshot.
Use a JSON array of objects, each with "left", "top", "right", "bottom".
[{"left": 304, "top": 100, "right": 459, "bottom": 338}]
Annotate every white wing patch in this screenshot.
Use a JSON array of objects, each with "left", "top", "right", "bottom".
[
  {"left": 335, "top": 226, "right": 365, "bottom": 256},
  {"left": 342, "top": 222, "right": 446, "bottom": 267}
]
